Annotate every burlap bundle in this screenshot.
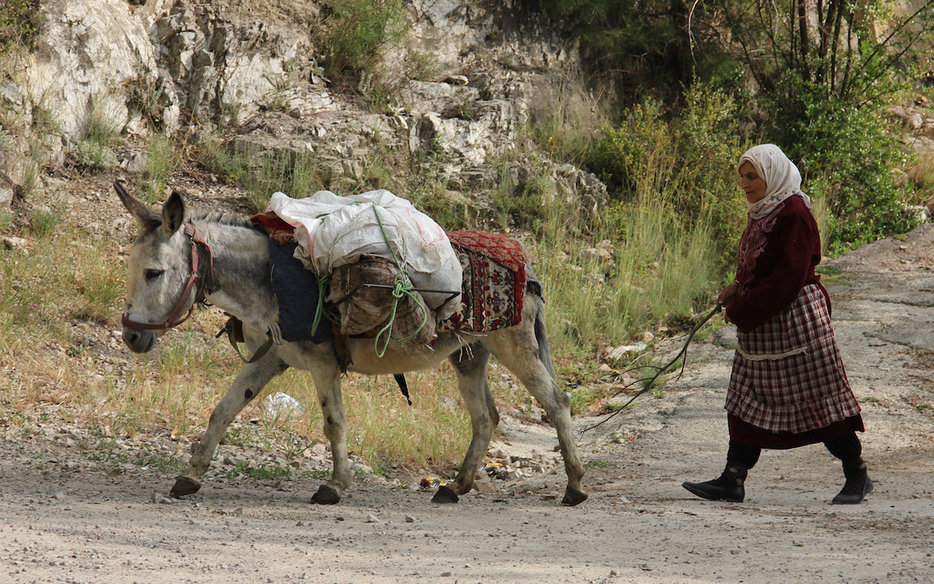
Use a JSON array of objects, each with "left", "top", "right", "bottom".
[{"left": 327, "top": 255, "right": 436, "bottom": 346}]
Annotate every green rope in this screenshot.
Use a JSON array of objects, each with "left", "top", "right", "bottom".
[
  {"left": 370, "top": 204, "right": 430, "bottom": 357},
  {"left": 310, "top": 272, "right": 330, "bottom": 336}
]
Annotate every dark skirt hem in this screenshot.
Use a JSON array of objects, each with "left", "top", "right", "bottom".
[{"left": 728, "top": 413, "right": 865, "bottom": 449}]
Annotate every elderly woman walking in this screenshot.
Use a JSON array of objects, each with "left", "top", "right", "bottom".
[{"left": 682, "top": 143, "right": 871, "bottom": 505}]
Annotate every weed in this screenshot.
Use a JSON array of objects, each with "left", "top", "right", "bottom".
[
  {"left": 141, "top": 133, "right": 178, "bottom": 204},
  {"left": 137, "top": 454, "right": 183, "bottom": 474},
  {"left": 74, "top": 96, "right": 122, "bottom": 171},
  {"left": 27, "top": 207, "right": 60, "bottom": 238},
  {"left": 406, "top": 50, "right": 440, "bottom": 81},
  {"left": 322, "top": 0, "right": 406, "bottom": 81}
]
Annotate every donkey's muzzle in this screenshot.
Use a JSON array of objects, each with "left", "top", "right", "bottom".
[{"left": 123, "top": 327, "right": 157, "bottom": 353}]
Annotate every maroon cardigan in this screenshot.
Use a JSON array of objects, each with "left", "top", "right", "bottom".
[{"left": 726, "top": 195, "right": 825, "bottom": 333}]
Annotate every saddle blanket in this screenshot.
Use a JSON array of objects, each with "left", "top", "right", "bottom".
[{"left": 438, "top": 230, "right": 530, "bottom": 333}]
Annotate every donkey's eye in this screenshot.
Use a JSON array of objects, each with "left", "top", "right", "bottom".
[{"left": 144, "top": 269, "right": 165, "bottom": 281}]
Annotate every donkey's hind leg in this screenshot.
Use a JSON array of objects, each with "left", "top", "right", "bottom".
[
  {"left": 171, "top": 352, "right": 288, "bottom": 497},
  {"left": 487, "top": 300, "right": 587, "bottom": 505},
  {"left": 433, "top": 342, "right": 498, "bottom": 504}
]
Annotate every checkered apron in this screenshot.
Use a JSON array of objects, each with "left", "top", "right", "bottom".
[{"left": 725, "top": 284, "right": 861, "bottom": 433}]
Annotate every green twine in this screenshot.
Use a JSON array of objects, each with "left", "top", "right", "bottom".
[{"left": 310, "top": 271, "right": 330, "bottom": 337}]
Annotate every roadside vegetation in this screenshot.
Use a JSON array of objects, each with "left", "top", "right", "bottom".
[{"left": 1, "top": 0, "right": 933, "bottom": 477}]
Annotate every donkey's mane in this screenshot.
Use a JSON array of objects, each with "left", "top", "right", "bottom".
[{"left": 188, "top": 210, "right": 258, "bottom": 231}]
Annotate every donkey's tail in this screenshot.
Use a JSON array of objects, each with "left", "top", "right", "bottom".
[{"left": 528, "top": 278, "right": 558, "bottom": 381}]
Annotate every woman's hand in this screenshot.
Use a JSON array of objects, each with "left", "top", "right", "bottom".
[{"left": 717, "top": 281, "right": 740, "bottom": 307}]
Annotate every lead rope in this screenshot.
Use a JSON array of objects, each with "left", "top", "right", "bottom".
[
  {"left": 579, "top": 303, "right": 723, "bottom": 436},
  {"left": 370, "top": 205, "right": 429, "bottom": 358}
]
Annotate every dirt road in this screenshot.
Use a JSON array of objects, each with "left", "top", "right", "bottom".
[{"left": 1, "top": 224, "right": 932, "bottom": 584}]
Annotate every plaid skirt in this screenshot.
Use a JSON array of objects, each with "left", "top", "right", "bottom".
[{"left": 725, "top": 284, "right": 861, "bottom": 434}]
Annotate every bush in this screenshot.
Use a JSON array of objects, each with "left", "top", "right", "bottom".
[
  {"left": 322, "top": 0, "right": 405, "bottom": 81},
  {"left": 0, "top": 0, "right": 41, "bottom": 56},
  {"left": 783, "top": 89, "right": 919, "bottom": 253},
  {"left": 587, "top": 84, "right": 747, "bottom": 267},
  {"left": 722, "top": 0, "right": 934, "bottom": 252}
]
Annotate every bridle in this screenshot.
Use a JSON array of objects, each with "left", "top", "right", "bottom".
[{"left": 121, "top": 223, "right": 217, "bottom": 331}]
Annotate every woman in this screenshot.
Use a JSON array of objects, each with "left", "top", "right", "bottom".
[{"left": 682, "top": 144, "right": 871, "bottom": 505}]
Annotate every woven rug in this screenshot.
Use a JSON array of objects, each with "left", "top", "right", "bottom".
[{"left": 439, "top": 231, "right": 530, "bottom": 333}]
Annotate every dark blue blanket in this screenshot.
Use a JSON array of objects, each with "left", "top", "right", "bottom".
[{"left": 269, "top": 241, "right": 334, "bottom": 344}]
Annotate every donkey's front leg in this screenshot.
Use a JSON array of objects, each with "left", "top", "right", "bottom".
[
  {"left": 307, "top": 350, "right": 350, "bottom": 505},
  {"left": 171, "top": 354, "right": 287, "bottom": 497}
]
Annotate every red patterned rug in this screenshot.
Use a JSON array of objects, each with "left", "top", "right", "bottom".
[{"left": 439, "top": 231, "right": 530, "bottom": 333}]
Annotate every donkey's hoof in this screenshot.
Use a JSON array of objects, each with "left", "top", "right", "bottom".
[
  {"left": 170, "top": 476, "right": 201, "bottom": 498},
  {"left": 561, "top": 486, "right": 588, "bottom": 506},
  {"left": 311, "top": 484, "right": 341, "bottom": 505},
  {"left": 431, "top": 485, "right": 460, "bottom": 504}
]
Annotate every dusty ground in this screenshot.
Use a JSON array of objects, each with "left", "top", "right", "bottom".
[{"left": 1, "top": 220, "right": 933, "bottom": 584}]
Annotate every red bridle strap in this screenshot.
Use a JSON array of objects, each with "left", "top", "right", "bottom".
[{"left": 122, "top": 223, "right": 214, "bottom": 332}]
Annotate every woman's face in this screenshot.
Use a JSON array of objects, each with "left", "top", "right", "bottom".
[{"left": 739, "top": 161, "right": 767, "bottom": 204}]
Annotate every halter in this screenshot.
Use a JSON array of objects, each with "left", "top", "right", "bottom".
[{"left": 122, "top": 223, "right": 217, "bottom": 331}]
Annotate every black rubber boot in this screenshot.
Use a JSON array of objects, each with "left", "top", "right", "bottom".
[
  {"left": 682, "top": 462, "right": 747, "bottom": 502},
  {"left": 832, "top": 459, "right": 872, "bottom": 504}
]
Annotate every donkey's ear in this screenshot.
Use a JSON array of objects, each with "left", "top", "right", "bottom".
[
  {"left": 114, "top": 180, "right": 160, "bottom": 231},
  {"left": 162, "top": 191, "right": 186, "bottom": 236}
]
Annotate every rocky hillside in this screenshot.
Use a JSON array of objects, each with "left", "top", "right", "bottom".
[{"left": 0, "top": 0, "right": 608, "bottom": 218}]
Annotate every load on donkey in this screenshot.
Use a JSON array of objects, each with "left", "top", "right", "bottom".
[
  {"left": 253, "top": 189, "right": 465, "bottom": 361},
  {"left": 115, "top": 181, "right": 587, "bottom": 506}
]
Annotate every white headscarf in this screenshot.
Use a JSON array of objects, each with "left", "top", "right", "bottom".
[{"left": 738, "top": 144, "right": 812, "bottom": 219}]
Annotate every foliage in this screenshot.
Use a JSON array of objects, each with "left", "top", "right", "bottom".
[
  {"left": 322, "top": 0, "right": 406, "bottom": 81},
  {"left": 0, "top": 0, "right": 41, "bottom": 56},
  {"left": 405, "top": 49, "right": 441, "bottom": 81},
  {"left": 520, "top": 0, "right": 732, "bottom": 105},
  {"left": 74, "top": 98, "right": 122, "bottom": 171},
  {"left": 140, "top": 134, "right": 179, "bottom": 205},
  {"left": 527, "top": 69, "right": 608, "bottom": 166},
  {"left": 789, "top": 92, "right": 918, "bottom": 252},
  {"left": 194, "top": 138, "right": 329, "bottom": 212},
  {"left": 27, "top": 206, "right": 59, "bottom": 238},
  {"left": 587, "top": 84, "right": 747, "bottom": 266}
]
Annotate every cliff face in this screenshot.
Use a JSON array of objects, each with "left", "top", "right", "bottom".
[{"left": 0, "top": 0, "right": 606, "bottom": 216}]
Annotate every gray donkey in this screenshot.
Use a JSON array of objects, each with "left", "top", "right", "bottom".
[{"left": 115, "top": 182, "right": 586, "bottom": 506}]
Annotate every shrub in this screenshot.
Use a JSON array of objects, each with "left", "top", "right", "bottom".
[
  {"left": 587, "top": 84, "right": 747, "bottom": 266},
  {"left": 722, "top": 0, "right": 934, "bottom": 252},
  {"left": 0, "top": 0, "right": 41, "bottom": 56},
  {"left": 785, "top": 90, "right": 918, "bottom": 253},
  {"left": 322, "top": 0, "right": 406, "bottom": 81}
]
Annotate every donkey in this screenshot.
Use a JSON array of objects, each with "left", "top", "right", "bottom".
[{"left": 115, "top": 182, "right": 587, "bottom": 506}]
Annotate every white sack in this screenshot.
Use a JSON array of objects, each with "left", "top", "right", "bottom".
[{"left": 268, "top": 190, "right": 462, "bottom": 317}]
